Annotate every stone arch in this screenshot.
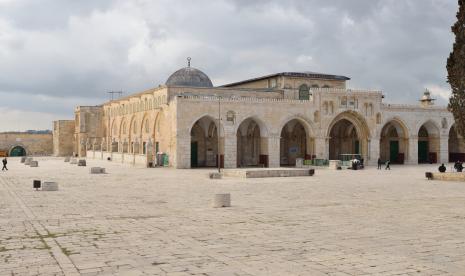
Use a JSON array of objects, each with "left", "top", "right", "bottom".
[
  {"left": 448, "top": 124, "right": 465, "bottom": 162},
  {"left": 235, "top": 115, "right": 269, "bottom": 138},
  {"left": 277, "top": 115, "right": 316, "bottom": 138},
  {"left": 190, "top": 115, "right": 224, "bottom": 168},
  {"left": 236, "top": 116, "right": 269, "bottom": 167},
  {"left": 327, "top": 111, "right": 371, "bottom": 162},
  {"left": 417, "top": 120, "right": 440, "bottom": 163},
  {"left": 188, "top": 114, "right": 225, "bottom": 138},
  {"left": 279, "top": 117, "right": 315, "bottom": 166},
  {"left": 9, "top": 145, "right": 27, "bottom": 156},
  {"left": 379, "top": 118, "right": 410, "bottom": 164}
]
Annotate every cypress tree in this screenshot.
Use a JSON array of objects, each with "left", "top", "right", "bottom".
[{"left": 448, "top": 0, "right": 465, "bottom": 137}]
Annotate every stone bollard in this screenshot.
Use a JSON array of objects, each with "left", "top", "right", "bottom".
[
  {"left": 64, "top": 157, "right": 70, "bottom": 162},
  {"left": 329, "top": 160, "right": 341, "bottom": 170},
  {"left": 29, "top": 161, "right": 39, "bottom": 167},
  {"left": 24, "top": 158, "right": 33, "bottom": 165},
  {"left": 296, "top": 158, "right": 304, "bottom": 168},
  {"left": 213, "top": 194, "right": 231, "bottom": 208},
  {"left": 20, "top": 157, "right": 26, "bottom": 163},
  {"left": 78, "top": 160, "right": 86, "bottom": 166},
  {"left": 70, "top": 159, "right": 77, "bottom": 164},
  {"left": 90, "top": 167, "right": 105, "bottom": 174},
  {"left": 209, "top": 172, "right": 222, "bottom": 179},
  {"left": 42, "top": 182, "right": 58, "bottom": 191}
]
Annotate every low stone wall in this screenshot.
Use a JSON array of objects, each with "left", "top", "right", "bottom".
[
  {"left": 429, "top": 172, "right": 465, "bottom": 181},
  {"left": 223, "top": 169, "right": 314, "bottom": 178},
  {"left": 87, "top": 150, "right": 148, "bottom": 166}
]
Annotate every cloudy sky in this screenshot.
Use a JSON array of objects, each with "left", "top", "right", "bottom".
[{"left": 0, "top": 0, "right": 458, "bottom": 131}]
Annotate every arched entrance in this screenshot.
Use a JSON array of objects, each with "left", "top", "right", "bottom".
[
  {"left": 449, "top": 125, "right": 465, "bottom": 162},
  {"left": 418, "top": 121, "right": 440, "bottom": 163},
  {"left": 10, "top": 146, "right": 26, "bottom": 157},
  {"left": 380, "top": 120, "right": 409, "bottom": 164},
  {"left": 280, "top": 119, "right": 313, "bottom": 166},
  {"left": 328, "top": 112, "right": 370, "bottom": 162},
  {"left": 190, "top": 116, "right": 223, "bottom": 168},
  {"left": 237, "top": 118, "right": 266, "bottom": 167}
]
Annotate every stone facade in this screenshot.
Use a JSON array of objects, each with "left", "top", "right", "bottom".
[
  {"left": 52, "top": 120, "right": 75, "bottom": 156},
  {"left": 57, "top": 65, "right": 465, "bottom": 168},
  {"left": 0, "top": 132, "right": 53, "bottom": 156},
  {"left": 74, "top": 106, "right": 104, "bottom": 157}
]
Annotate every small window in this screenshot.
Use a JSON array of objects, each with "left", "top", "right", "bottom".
[
  {"left": 299, "top": 84, "right": 310, "bottom": 100},
  {"left": 322, "top": 85, "right": 330, "bottom": 88},
  {"left": 312, "top": 84, "right": 319, "bottom": 88},
  {"left": 268, "top": 78, "right": 277, "bottom": 88}
]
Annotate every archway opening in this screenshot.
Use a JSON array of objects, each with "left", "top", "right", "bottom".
[
  {"left": 380, "top": 121, "right": 408, "bottom": 164},
  {"left": 190, "top": 116, "right": 223, "bottom": 168},
  {"left": 329, "top": 119, "right": 360, "bottom": 160},
  {"left": 418, "top": 122, "right": 440, "bottom": 163},
  {"left": 10, "top": 146, "right": 26, "bottom": 157},
  {"left": 280, "top": 119, "right": 312, "bottom": 166},
  {"left": 449, "top": 125, "right": 465, "bottom": 162},
  {"left": 237, "top": 118, "right": 266, "bottom": 167}
]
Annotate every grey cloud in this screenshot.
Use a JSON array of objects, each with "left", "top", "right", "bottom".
[{"left": 0, "top": 0, "right": 458, "bottom": 131}]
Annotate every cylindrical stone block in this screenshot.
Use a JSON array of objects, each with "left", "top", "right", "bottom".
[
  {"left": 42, "top": 182, "right": 58, "bottom": 191},
  {"left": 64, "top": 157, "right": 70, "bottom": 162},
  {"left": 78, "top": 160, "right": 86, "bottom": 166},
  {"left": 24, "top": 158, "right": 33, "bottom": 165},
  {"left": 20, "top": 157, "right": 26, "bottom": 163},
  {"left": 213, "top": 193, "right": 231, "bottom": 208},
  {"left": 29, "top": 161, "right": 39, "bottom": 167},
  {"left": 90, "top": 167, "right": 105, "bottom": 174}
]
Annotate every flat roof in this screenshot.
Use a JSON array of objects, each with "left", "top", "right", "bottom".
[{"left": 221, "top": 72, "right": 350, "bottom": 87}]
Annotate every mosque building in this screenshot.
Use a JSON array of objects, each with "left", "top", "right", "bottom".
[{"left": 53, "top": 59, "right": 465, "bottom": 168}]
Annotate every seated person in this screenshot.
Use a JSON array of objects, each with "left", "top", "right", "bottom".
[
  {"left": 438, "top": 163, "right": 446, "bottom": 173},
  {"left": 457, "top": 162, "right": 463, "bottom": 172}
]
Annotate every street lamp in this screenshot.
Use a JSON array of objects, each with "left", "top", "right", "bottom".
[{"left": 216, "top": 95, "right": 222, "bottom": 173}]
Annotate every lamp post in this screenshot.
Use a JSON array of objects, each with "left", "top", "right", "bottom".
[{"left": 217, "top": 95, "right": 222, "bottom": 173}]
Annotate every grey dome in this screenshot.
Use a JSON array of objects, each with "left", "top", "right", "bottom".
[{"left": 165, "top": 66, "right": 213, "bottom": 88}]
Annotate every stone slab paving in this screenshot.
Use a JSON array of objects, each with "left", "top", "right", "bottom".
[{"left": 1, "top": 157, "right": 465, "bottom": 275}]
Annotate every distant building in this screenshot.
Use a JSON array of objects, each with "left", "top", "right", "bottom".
[{"left": 54, "top": 60, "right": 465, "bottom": 167}]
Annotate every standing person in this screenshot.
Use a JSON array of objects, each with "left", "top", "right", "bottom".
[
  {"left": 385, "top": 160, "right": 391, "bottom": 170},
  {"left": 2, "top": 157, "right": 7, "bottom": 171},
  {"left": 377, "top": 158, "right": 382, "bottom": 170}
]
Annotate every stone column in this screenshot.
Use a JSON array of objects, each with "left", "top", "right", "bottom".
[
  {"left": 223, "top": 128, "right": 237, "bottom": 169},
  {"left": 369, "top": 138, "right": 380, "bottom": 166},
  {"left": 175, "top": 131, "right": 191, "bottom": 169},
  {"left": 439, "top": 134, "right": 449, "bottom": 164},
  {"left": 407, "top": 135, "right": 418, "bottom": 165},
  {"left": 267, "top": 134, "right": 281, "bottom": 168},
  {"left": 314, "top": 136, "right": 328, "bottom": 160}
]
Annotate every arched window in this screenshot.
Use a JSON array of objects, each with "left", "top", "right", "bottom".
[
  {"left": 311, "top": 84, "right": 319, "bottom": 88},
  {"left": 322, "top": 85, "right": 330, "bottom": 88},
  {"left": 133, "top": 120, "right": 137, "bottom": 134},
  {"left": 144, "top": 119, "right": 150, "bottom": 133},
  {"left": 299, "top": 84, "right": 310, "bottom": 100}
]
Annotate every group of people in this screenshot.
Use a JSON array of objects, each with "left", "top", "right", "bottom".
[
  {"left": 377, "top": 158, "right": 391, "bottom": 170},
  {"left": 437, "top": 161, "right": 463, "bottom": 173}
]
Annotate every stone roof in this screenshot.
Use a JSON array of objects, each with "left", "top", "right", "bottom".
[{"left": 221, "top": 72, "right": 350, "bottom": 87}]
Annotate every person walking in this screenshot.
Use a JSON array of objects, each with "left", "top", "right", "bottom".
[
  {"left": 377, "top": 158, "right": 382, "bottom": 170},
  {"left": 2, "top": 157, "right": 7, "bottom": 171},
  {"left": 385, "top": 160, "right": 391, "bottom": 170}
]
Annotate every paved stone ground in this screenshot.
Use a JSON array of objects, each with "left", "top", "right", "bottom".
[{"left": 1, "top": 157, "right": 465, "bottom": 276}]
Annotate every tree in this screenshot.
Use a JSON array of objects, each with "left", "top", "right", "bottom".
[{"left": 448, "top": 0, "right": 465, "bottom": 137}]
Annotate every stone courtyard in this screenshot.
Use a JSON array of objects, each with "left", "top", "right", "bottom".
[{"left": 1, "top": 159, "right": 465, "bottom": 276}]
